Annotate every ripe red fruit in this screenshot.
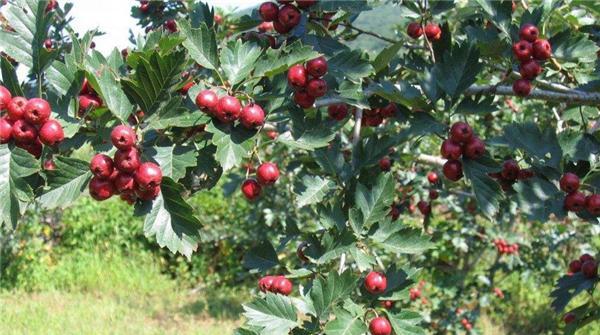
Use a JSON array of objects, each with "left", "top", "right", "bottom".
[
  {"left": 417, "top": 200, "right": 431, "bottom": 215},
  {"left": 513, "top": 79, "right": 531, "bottom": 96},
  {"left": 135, "top": 162, "right": 163, "bottom": 191},
  {"left": 293, "top": 89, "right": 315, "bottom": 109},
  {"left": 369, "top": 317, "right": 392, "bottom": 335},
  {"left": 258, "top": 276, "right": 276, "bottom": 292},
  {"left": 136, "top": 185, "right": 161, "bottom": 201},
  {"left": 519, "top": 23, "right": 539, "bottom": 42},
  {"left": 215, "top": 95, "right": 242, "bottom": 123},
  {"left": 78, "top": 94, "right": 103, "bottom": 114},
  {"left": 44, "top": 39, "right": 52, "bottom": 49},
  {"left": 582, "top": 260, "right": 598, "bottom": 278},
  {"left": 273, "top": 276, "right": 293, "bottom": 295},
  {"left": 559, "top": 172, "right": 580, "bottom": 193},
  {"left": 364, "top": 271, "right": 387, "bottom": 294},
  {"left": 569, "top": 259, "right": 582, "bottom": 273},
  {"left": 427, "top": 171, "right": 438, "bottom": 184},
  {"left": 586, "top": 194, "right": 600, "bottom": 216},
  {"left": 44, "top": 159, "right": 56, "bottom": 171},
  {"left": 463, "top": 136, "right": 486, "bottom": 159},
  {"left": 287, "top": 64, "right": 308, "bottom": 88},
  {"left": 90, "top": 154, "right": 114, "bottom": 179},
  {"left": 214, "top": 14, "right": 223, "bottom": 25},
  {"left": 306, "top": 56, "right": 328, "bottom": 78},
  {"left": 440, "top": 139, "right": 462, "bottom": 160},
  {"left": 259, "top": 2, "right": 279, "bottom": 22},
  {"left": 389, "top": 205, "right": 400, "bottom": 221},
  {"left": 277, "top": 4, "right": 301, "bottom": 28},
  {"left": 501, "top": 160, "right": 520, "bottom": 181},
  {"left": 80, "top": 78, "right": 93, "bottom": 95},
  {"left": 429, "top": 189, "right": 439, "bottom": 200},
  {"left": 379, "top": 156, "right": 392, "bottom": 171},
  {"left": 195, "top": 90, "right": 219, "bottom": 114},
  {"left": 240, "top": 103, "right": 266, "bottom": 128},
  {"left": 23, "top": 98, "right": 51, "bottom": 125},
  {"left": 11, "top": 120, "right": 37, "bottom": 143},
  {"left": 89, "top": 177, "right": 115, "bottom": 201},
  {"left": 113, "top": 173, "right": 136, "bottom": 193},
  {"left": 0, "top": 118, "right": 12, "bottom": 143},
  {"left": 7, "top": 96, "right": 28, "bottom": 121},
  {"left": 563, "top": 313, "right": 576, "bottom": 324},
  {"left": 364, "top": 114, "right": 383, "bottom": 127},
  {"left": 532, "top": 39, "right": 552, "bottom": 60},
  {"left": 38, "top": 119, "right": 64, "bottom": 146},
  {"left": 114, "top": 147, "right": 141, "bottom": 173},
  {"left": 580, "top": 253, "right": 595, "bottom": 263},
  {"left": 0, "top": 85, "right": 12, "bottom": 110},
  {"left": 564, "top": 191, "right": 586, "bottom": 212},
  {"left": 512, "top": 40, "right": 532, "bottom": 62},
  {"left": 241, "top": 178, "right": 262, "bottom": 200},
  {"left": 257, "top": 21, "right": 274, "bottom": 32},
  {"left": 165, "top": 19, "right": 177, "bottom": 33},
  {"left": 381, "top": 300, "right": 394, "bottom": 309},
  {"left": 257, "top": 162, "right": 280, "bottom": 185},
  {"left": 379, "top": 103, "right": 397, "bottom": 118},
  {"left": 179, "top": 81, "right": 194, "bottom": 95},
  {"left": 111, "top": 125, "right": 137, "bottom": 150},
  {"left": 273, "top": 19, "right": 292, "bottom": 34},
  {"left": 327, "top": 103, "right": 348, "bottom": 121},
  {"left": 45, "top": 0, "right": 57, "bottom": 12},
  {"left": 443, "top": 159, "right": 463, "bottom": 182},
  {"left": 424, "top": 23, "right": 441, "bottom": 40},
  {"left": 296, "top": 0, "right": 317, "bottom": 8},
  {"left": 519, "top": 59, "right": 542, "bottom": 80},
  {"left": 449, "top": 122, "right": 473, "bottom": 144},
  {"left": 407, "top": 22, "right": 423, "bottom": 39}
]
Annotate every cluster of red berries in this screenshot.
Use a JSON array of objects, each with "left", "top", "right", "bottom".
[
  {"left": 406, "top": 21, "right": 442, "bottom": 41},
  {"left": 288, "top": 56, "right": 329, "bottom": 109},
  {"left": 241, "top": 162, "right": 280, "bottom": 201},
  {"left": 0, "top": 86, "right": 64, "bottom": 158},
  {"left": 427, "top": 171, "right": 440, "bottom": 200},
  {"left": 195, "top": 90, "right": 266, "bottom": 129},
  {"left": 409, "top": 286, "right": 422, "bottom": 301},
  {"left": 440, "top": 122, "right": 486, "bottom": 182},
  {"left": 78, "top": 78, "right": 103, "bottom": 116},
  {"left": 259, "top": 1, "right": 317, "bottom": 34},
  {"left": 493, "top": 238, "right": 519, "bottom": 255},
  {"left": 567, "top": 253, "right": 598, "bottom": 279},
  {"left": 511, "top": 23, "right": 553, "bottom": 96},
  {"left": 559, "top": 172, "right": 600, "bottom": 215},
  {"left": 460, "top": 317, "right": 473, "bottom": 332},
  {"left": 88, "top": 125, "right": 162, "bottom": 203},
  {"left": 257, "top": 275, "right": 293, "bottom": 295},
  {"left": 361, "top": 103, "right": 398, "bottom": 127},
  {"left": 488, "top": 159, "right": 534, "bottom": 191}
]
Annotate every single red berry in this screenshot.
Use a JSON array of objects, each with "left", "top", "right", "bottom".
[
  {"left": 563, "top": 313, "right": 576, "bottom": 324},
  {"left": 443, "top": 159, "right": 463, "bottom": 182},
  {"left": 463, "top": 136, "right": 486, "bottom": 159},
  {"left": 113, "top": 172, "right": 136, "bottom": 193},
  {"left": 135, "top": 162, "right": 163, "bottom": 191},
  {"left": 560, "top": 173, "right": 580, "bottom": 193},
  {"left": 38, "top": 119, "right": 64, "bottom": 146},
  {"left": 111, "top": 125, "right": 137, "bottom": 150},
  {"left": 23, "top": 98, "right": 51, "bottom": 125},
  {"left": 424, "top": 23, "right": 441, "bottom": 40},
  {"left": 114, "top": 147, "right": 141, "bottom": 173},
  {"left": 80, "top": 78, "right": 94, "bottom": 95},
  {"left": 429, "top": 189, "right": 439, "bottom": 200},
  {"left": 513, "top": 79, "right": 532, "bottom": 96},
  {"left": 327, "top": 103, "right": 348, "bottom": 121},
  {"left": 258, "top": 275, "right": 276, "bottom": 292},
  {"left": 417, "top": 200, "right": 431, "bottom": 215},
  {"left": 427, "top": 171, "right": 438, "bottom": 184},
  {"left": 257, "top": 21, "right": 274, "bottom": 32},
  {"left": 306, "top": 56, "right": 328, "bottom": 78},
  {"left": 241, "top": 178, "right": 262, "bottom": 200},
  {"left": 449, "top": 122, "right": 473, "bottom": 144},
  {"left": 240, "top": 103, "right": 266, "bottom": 128},
  {"left": 532, "top": 39, "right": 552, "bottom": 60},
  {"left": 296, "top": 0, "right": 317, "bottom": 9},
  {"left": 214, "top": 14, "right": 223, "bottom": 25},
  {"left": 287, "top": 64, "right": 308, "bottom": 88},
  {"left": 45, "top": 0, "right": 57, "bottom": 12},
  {"left": 0, "top": 117, "right": 12, "bottom": 143},
  {"left": 364, "top": 271, "right": 387, "bottom": 294},
  {"left": 580, "top": 253, "right": 595, "bottom": 263},
  {"left": 0, "top": 85, "right": 12, "bottom": 110},
  {"left": 564, "top": 191, "right": 586, "bottom": 212},
  {"left": 43, "top": 158, "right": 56, "bottom": 171},
  {"left": 389, "top": 205, "right": 400, "bottom": 221},
  {"left": 273, "top": 19, "right": 292, "bottom": 34},
  {"left": 519, "top": 23, "right": 539, "bottom": 42},
  {"left": 407, "top": 22, "right": 423, "bottom": 39},
  {"left": 17, "top": 139, "right": 42, "bottom": 158},
  {"left": 569, "top": 259, "right": 582, "bottom": 273},
  {"left": 259, "top": 2, "right": 279, "bottom": 22},
  {"left": 586, "top": 194, "right": 600, "bottom": 216},
  {"left": 89, "top": 176, "right": 115, "bottom": 201},
  {"left": 11, "top": 120, "right": 37, "bottom": 143},
  {"left": 7, "top": 96, "right": 28, "bottom": 121},
  {"left": 501, "top": 160, "right": 520, "bottom": 181},
  {"left": 273, "top": 276, "right": 293, "bottom": 295},
  {"left": 379, "top": 103, "right": 397, "bottom": 118},
  {"left": 78, "top": 94, "right": 103, "bottom": 114},
  {"left": 121, "top": 48, "right": 129, "bottom": 59},
  {"left": 582, "top": 260, "right": 598, "bottom": 279},
  {"left": 257, "top": 162, "right": 280, "bottom": 185},
  {"left": 165, "top": 19, "right": 177, "bottom": 33},
  {"left": 293, "top": 89, "right": 315, "bottom": 109},
  {"left": 381, "top": 300, "right": 394, "bottom": 309},
  {"left": 44, "top": 39, "right": 53, "bottom": 49},
  {"left": 363, "top": 114, "right": 383, "bottom": 127},
  {"left": 440, "top": 139, "right": 462, "bottom": 160},
  {"left": 379, "top": 156, "right": 392, "bottom": 172},
  {"left": 179, "top": 81, "right": 194, "bottom": 95},
  {"left": 215, "top": 95, "right": 242, "bottom": 123},
  {"left": 135, "top": 185, "right": 161, "bottom": 201},
  {"left": 519, "top": 59, "right": 542, "bottom": 80},
  {"left": 512, "top": 40, "right": 532, "bottom": 61},
  {"left": 277, "top": 4, "right": 301, "bottom": 28},
  {"left": 90, "top": 154, "right": 114, "bottom": 179},
  {"left": 369, "top": 317, "right": 392, "bottom": 335},
  {"left": 195, "top": 90, "right": 219, "bottom": 114}
]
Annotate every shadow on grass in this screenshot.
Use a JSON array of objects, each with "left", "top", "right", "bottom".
[{"left": 179, "top": 288, "right": 247, "bottom": 320}]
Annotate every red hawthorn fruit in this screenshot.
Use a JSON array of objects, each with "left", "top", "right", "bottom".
[
  {"left": 519, "top": 23, "right": 539, "bottom": 42},
  {"left": 23, "top": 98, "right": 51, "bottom": 125},
  {"left": 563, "top": 313, "right": 576, "bottom": 324},
  {"left": 519, "top": 59, "right": 542, "bottom": 80},
  {"left": 364, "top": 271, "right": 387, "bottom": 294},
  {"left": 43, "top": 158, "right": 56, "bottom": 171},
  {"left": 569, "top": 259, "right": 582, "bottom": 273},
  {"left": 443, "top": 159, "right": 463, "bottom": 181},
  {"left": 463, "top": 136, "right": 486, "bottom": 159},
  {"left": 306, "top": 78, "right": 327, "bottom": 98},
  {"left": 135, "top": 185, "right": 161, "bottom": 201},
  {"left": 559, "top": 173, "right": 580, "bottom": 193},
  {"left": 80, "top": 78, "right": 93, "bottom": 95},
  {"left": 417, "top": 200, "right": 431, "bottom": 215},
  {"left": 257, "top": 21, "right": 274, "bottom": 32},
  {"left": 215, "top": 96, "right": 242, "bottom": 123},
  {"left": 78, "top": 94, "right": 103, "bottom": 114},
  {"left": 240, "top": 103, "right": 266, "bottom": 128},
  {"left": 45, "top": 0, "right": 57, "bottom": 12},
  {"left": 135, "top": 162, "right": 163, "bottom": 190},
  {"left": 11, "top": 120, "right": 37, "bottom": 143},
  {"left": 449, "top": 122, "right": 473, "bottom": 144},
  {"left": 379, "top": 156, "right": 392, "bottom": 171},
  {"left": 259, "top": 2, "right": 279, "bottom": 22},
  {"left": 7, "top": 96, "right": 27, "bottom": 121},
  {"left": 214, "top": 14, "right": 223, "bottom": 25},
  {"left": 582, "top": 260, "right": 598, "bottom": 278},
  {"left": 532, "top": 39, "right": 552, "bottom": 60},
  {"left": 277, "top": 4, "right": 301, "bottom": 28},
  {"left": 427, "top": 171, "right": 439, "bottom": 184},
  {"left": 389, "top": 205, "right": 400, "bottom": 221},
  {"left": 407, "top": 22, "right": 423, "bottom": 39},
  {"left": 111, "top": 125, "right": 137, "bottom": 150},
  {"left": 440, "top": 139, "right": 462, "bottom": 160},
  {"left": 273, "top": 19, "right": 292, "bottom": 34},
  {"left": 179, "top": 81, "right": 195, "bottom": 95},
  {"left": 121, "top": 48, "right": 129, "bottom": 59},
  {"left": 363, "top": 114, "right": 383, "bottom": 127},
  {"left": 501, "top": 160, "right": 520, "bottom": 181},
  {"left": 424, "top": 23, "right": 441, "bottom": 41},
  {"left": 580, "top": 253, "right": 595, "bottom": 263},
  {"left": 114, "top": 147, "right": 141, "bottom": 173},
  {"left": 18, "top": 139, "right": 42, "bottom": 158},
  {"left": 287, "top": 64, "right": 308, "bottom": 88},
  {"left": 381, "top": 300, "right": 394, "bottom": 310},
  {"left": 164, "top": 19, "right": 177, "bottom": 33},
  {"left": 513, "top": 79, "right": 532, "bottom": 96},
  {"left": 494, "top": 287, "right": 504, "bottom": 299},
  {"left": 429, "top": 189, "right": 439, "bottom": 200},
  {"left": 586, "top": 194, "right": 600, "bottom": 216},
  {"left": 113, "top": 173, "right": 136, "bottom": 193},
  {"left": 273, "top": 276, "right": 293, "bottom": 295},
  {"left": 89, "top": 176, "right": 115, "bottom": 201},
  {"left": 512, "top": 40, "right": 532, "bottom": 62},
  {"left": 44, "top": 39, "right": 53, "bottom": 49},
  {"left": 293, "top": 89, "right": 315, "bottom": 109},
  {"left": 306, "top": 56, "right": 328, "bottom": 78},
  {"left": 369, "top": 317, "right": 392, "bottom": 335},
  {"left": 119, "top": 191, "right": 137, "bottom": 205},
  {"left": 379, "top": 103, "right": 398, "bottom": 118},
  {"left": 38, "top": 119, "right": 64, "bottom": 146},
  {"left": 90, "top": 154, "right": 114, "bottom": 179},
  {"left": 258, "top": 275, "right": 276, "bottom": 292},
  {"left": 0, "top": 117, "right": 12, "bottom": 143},
  {"left": 195, "top": 90, "right": 219, "bottom": 114},
  {"left": 266, "top": 130, "right": 278, "bottom": 140},
  {"left": 0, "top": 85, "right": 12, "bottom": 110},
  {"left": 517, "top": 169, "right": 535, "bottom": 180},
  {"left": 564, "top": 191, "right": 586, "bottom": 212},
  {"left": 241, "top": 178, "right": 262, "bottom": 200},
  {"left": 327, "top": 103, "right": 348, "bottom": 121},
  {"left": 296, "top": 0, "right": 317, "bottom": 9},
  {"left": 256, "top": 162, "right": 280, "bottom": 185}
]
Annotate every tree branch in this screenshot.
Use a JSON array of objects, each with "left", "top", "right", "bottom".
[{"left": 464, "top": 84, "right": 600, "bottom": 106}]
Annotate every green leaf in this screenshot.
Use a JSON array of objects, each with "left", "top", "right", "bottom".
[
  {"left": 0, "top": 57, "right": 23, "bottom": 96},
  {"left": 514, "top": 176, "right": 566, "bottom": 222},
  {"left": 317, "top": 201, "right": 346, "bottom": 231},
  {"left": 462, "top": 157, "right": 503, "bottom": 218},
  {"left": 551, "top": 272, "right": 598, "bottom": 313},
  {"left": 0, "top": 145, "right": 39, "bottom": 228},
  {"left": 309, "top": 270, "right": 358, "bottom": 320},
  {"left": 328, "top": 50, "right": 374, "bottom": 81},
  {"left": 367, "top": 81, "right": 426, "bottom": 109},
  {"left": 38, "top": 156, "right": 92, "bottom": 210},
  {"left": 387, "top": 310, "right": 425, "bottom": 335},
  {"left": 501, "top": 122, "right": 562, "bottom": 169},
  {"left": 278, "top": 108, "right": 343, "bottom": 150},
  {"left": 295, "top": 175, "right": 336, "bottom": 208},
  {"left": 243, "top": 240, "right": 279, "bottom": 273},
  {"left": 147, "top": 145, "right": 198, "bottom": 182},
  {"left": 558, "top": 131, "right": 600, "bottom": 162},
  {"left": 354, "top": 173, "right": 395, "bottom": 231},
  {"left": 206, "top": 121, "right": 255, "bottom": 171},
  {"left": 551, "top": 30, "right": 600, "bottom": 63},
  {"left": 243, "top": 293, "right": 298, "bottom": 335},
  {"left": 135, "top": 177, "right": 202, "bottom": 259},
  {"left": 254, "top": 40, "right": 320, "bottom": 78},
  {"left": 474, "top": 0, "right": 512, "bottom": 37},
  {"left": 455, "top": 96, "right": 497, "bottom": 115},
  {"left": 220, "top": 39, "right": 262, "bottom": 86},
  {"left": 372, "top": 42, "right": 403, "bottom": 74},
  {"left": 86, "top": 52, "right": 134, "bottom": 121},
  {"left": 324, "top": 307, "right": 368, "bottom": 335},
  {"left": 179, "top": 20, "right": 219, "bottom": 70},
  {"left": 432, "top": 43, "right": 483, "bottom": 99},
  {"left": 371, "top": 220, "right": 434, "bottom": 254},
  {"left": 313, "top": 140, "right": 348, "bottom": 178},
  {"left": 146, "top": 97, "right": 210, "bottom": 130},
  {"left": 316, "top": 230, "right": 356, "bottom": 265}
]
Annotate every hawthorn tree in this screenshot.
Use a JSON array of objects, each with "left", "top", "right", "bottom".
[{"left": 0, "top": 0, "right": 599, "bottom": 334}]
